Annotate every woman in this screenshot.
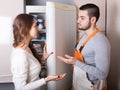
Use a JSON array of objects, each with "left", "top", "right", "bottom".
[{"left": 11, "top": 13, "right": 66, "bottom": 90}]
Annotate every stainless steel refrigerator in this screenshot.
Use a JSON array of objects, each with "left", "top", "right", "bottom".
[{"left": 46, "top": 2, "right": 76, "bottom": 90}]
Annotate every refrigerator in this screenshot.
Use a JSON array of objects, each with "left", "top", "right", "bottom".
[
  {"left": 46, "top": 2, "right": 76, "bottom": 90},
  {"left": 26, "top": 2, "right": 77, "bottom": 90}
]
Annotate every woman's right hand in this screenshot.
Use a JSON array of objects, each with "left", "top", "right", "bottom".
[
  {"left": 45, "top": 73, "right": 67, "bottom": 82},
  {"left": 41, "top": 41, "right": 53, "bottom": 61}
]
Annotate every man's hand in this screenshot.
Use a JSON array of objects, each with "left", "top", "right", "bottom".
[{"left": 57, "top": 54, "right": 76, "bottom": 65}]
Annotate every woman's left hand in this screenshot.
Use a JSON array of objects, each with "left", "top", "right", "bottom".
[{"left": 45, "top": 73, "right": 67, "bottom": 82}]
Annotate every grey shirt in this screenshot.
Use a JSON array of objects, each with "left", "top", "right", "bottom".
[{"left": 75, "top": 32, "right": 111, "bottom": 84}]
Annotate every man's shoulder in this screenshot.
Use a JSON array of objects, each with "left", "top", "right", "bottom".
[
  {"left": 93, "top": 32, "right": 108, "bottom": 41},
  {"left": 92, "top": 32, "right": 111, "bottom": 48}
]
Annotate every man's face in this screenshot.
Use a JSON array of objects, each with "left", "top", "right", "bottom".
[{"left": 77, "top": 10, "right": 91, "bottom": 31}]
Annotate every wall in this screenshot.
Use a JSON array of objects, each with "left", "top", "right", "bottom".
[
  {"left": 107, "top": 0, "right": 120, "bottom": 90},
  {"left": 0, "top": 0, "right": 24, "bottom": 82},
  {"left": 0, "top": 0, "right": 24, "bottom": 89}
]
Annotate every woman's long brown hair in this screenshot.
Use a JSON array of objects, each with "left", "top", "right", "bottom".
[{"left": 13, "top": 14, "right": 34, "bottom": 47}]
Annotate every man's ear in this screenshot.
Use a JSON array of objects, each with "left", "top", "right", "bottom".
[{"left": 90, "top": 16, "right": 96, "bottom": 24}]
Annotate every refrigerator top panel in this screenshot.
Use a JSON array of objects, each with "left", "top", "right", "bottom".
[
  {"left": 26, "top": 5, "right": 46, "bottom": 13},
  {"left": 46, "top": 1, "right": 76, "bottom": 11}
]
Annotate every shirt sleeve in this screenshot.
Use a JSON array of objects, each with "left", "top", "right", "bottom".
[
  {"left": 75, "top": 34, "right": 111, "bottom": 80},
  {"left": 11, "top": 52, "right": 46, "bottom": 90}
]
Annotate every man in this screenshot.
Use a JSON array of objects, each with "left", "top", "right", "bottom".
[{"left": 57, "top": 3, "right": 111, "bottom": 90}]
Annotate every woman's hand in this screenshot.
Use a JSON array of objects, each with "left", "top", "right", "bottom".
[
  {"left": 45, "top": 73, "right": 67, "bottom": 82},
  {"left": 57, "top": 54, "right": 76, "bottom": 65},
  {"left": 41, "top": 41, "right": 53, "bottom": 61}
]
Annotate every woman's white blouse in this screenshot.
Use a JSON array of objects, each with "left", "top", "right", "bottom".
[{"left": 11, "top": 48, "right": 46, "bottom": 90}]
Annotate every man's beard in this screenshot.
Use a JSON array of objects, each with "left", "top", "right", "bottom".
[{"left": 78, "top": 22, "right": 91, "bottom": 31}]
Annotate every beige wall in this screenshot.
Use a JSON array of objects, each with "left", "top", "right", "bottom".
[
  {"left": 107, "top": 0, "right": 120, "bottom": 90},
  {"left": 0, "top": 0, "right": 24, "bottom": 82}
]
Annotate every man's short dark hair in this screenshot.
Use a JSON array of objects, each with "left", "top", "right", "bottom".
[{"left": 79, "top": 3, "right": 100, "bottom": 22}]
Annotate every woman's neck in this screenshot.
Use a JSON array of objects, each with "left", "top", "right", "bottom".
[
  {"left": 16, "top": 39, "right": 30, "bottom": 49},
  {"left": 17, "top": 43, "right": 33, "bottom": 55}
]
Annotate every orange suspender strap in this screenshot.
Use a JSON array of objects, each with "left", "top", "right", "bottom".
[
  {"left": 102, "top": 87, "right": 107, "bottom": 90},
  {"left": 74, "top": 29, "right": 100, "bottom": 62},
  {"left": 74, "top": 49, "right": 84, "bottom": 62},
  {"left": 81, "top": 29, "right": 100, "bottom": 47}
]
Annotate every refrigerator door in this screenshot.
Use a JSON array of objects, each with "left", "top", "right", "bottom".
[{"left": 46, "top": 2, "right": 76, "bottom": 90}]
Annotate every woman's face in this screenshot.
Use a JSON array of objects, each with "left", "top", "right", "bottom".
[{"left": 29, "top": 20, "right": 39, "bottom": 39}]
